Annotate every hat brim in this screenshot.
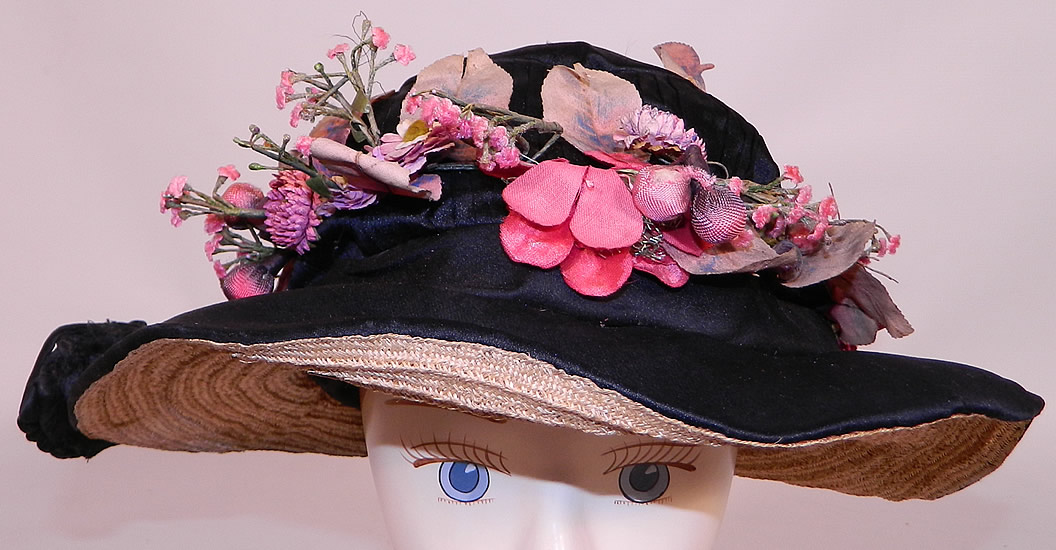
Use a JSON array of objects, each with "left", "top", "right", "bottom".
[{"left": 54, "top": 255, "right": 1040, "bottom": 501}]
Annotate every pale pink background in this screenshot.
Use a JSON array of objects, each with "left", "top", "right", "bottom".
[{"left": 2, "top": 1, "right": 1053, "bottom": 548}]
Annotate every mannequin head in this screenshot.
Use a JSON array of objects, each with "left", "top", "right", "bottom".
[{"left": 361, "top": 390, "right": 736, "bottom": 550}]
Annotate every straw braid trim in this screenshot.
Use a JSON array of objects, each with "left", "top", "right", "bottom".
[
  {"left": 74, "top": 334, "right": 1031, "bottom": 500},
  {"left": 75, "top": 339, "right": 364, "bottom": 456}
]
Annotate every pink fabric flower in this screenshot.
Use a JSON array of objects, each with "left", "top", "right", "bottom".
[
  {"left": 280, "top": 70, "right": 295, "bottom": 89},
  {"left": 783, "top": 165, "right": 804, "bottom": 184},
  {"left": 217, "top": 164, "right": 241, "bottom": 182},
  {"left": 727, "top": 177, "right": 745, "bottom": 196},
  {"left": 161, "top": 175, "right": 188, "bottom": 226},
  {"left": 730, "top": 228, "right": 756, "bottom": 249},
  {"left": 404, "top": 94, "right": 423, "bottom": 114},
  {"left": 203, "top": 214, "right": 225, "bottom": 234},
  {"left": 204, "top": 233, "right": 222, "bottom": 260},
  {"left": 394, "top": 44, "right": 415, "bottom": 66},
  {"left": 212, "top": 261, "right": 227, "bottom": 280},
  {"left": 876, "top": 238, "right": 888, "bottom": 258},
  {"left": 276, "top": 71, "right": 295, "bottom": 109},
  {"left": 161, "top": 176, "right": 187, "bottom": 209},
  {"left": 275, "top": 85, "right": 288, "bottom": 109},
  {"left": 500, "top": 160, "right": 644, "bottom": 297},
  {"left": 371, "top": 27, "right": 390, "bottom": 49},
  {"left": 493, "top": 146, "right": 520, "bottom": 169},
  {"left": 818, "top": 196, "right": 839, "bottom": 219},
  {"left": 887, "top": 234, "right": 901, "bottom": 255},
  {"left": 795, "top": 184, "right": 812, "bottom": 206},
  {"left": 289, "top": 102, "right": 304, "bottom": 128},
  {"left": 751, "top": 205, "right": 778, "bottom": 229},
  {"left": 295, "top": 136, "right": 314, "bottom": 157},
  {"left": 264, "top": 170, "right": 325, "bottom": 254},
  {"left": 327, "top": 43, "right": 350, "bottom": 59},
  {"left": 372, "top": 118, "right": 455, "bottom": 173}
]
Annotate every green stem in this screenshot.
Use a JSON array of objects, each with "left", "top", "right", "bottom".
[{"left": 233, "top": 137, "right": 319, "bottom": 178}]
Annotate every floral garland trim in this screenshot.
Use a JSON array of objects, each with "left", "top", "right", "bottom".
[{"left": 159, "top": 15, "right": 909, "bottom": 348}]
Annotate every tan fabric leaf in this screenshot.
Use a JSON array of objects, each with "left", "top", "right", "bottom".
[
  {"left": 404, "top": 48, "right": 514, "bottom": 115},
  {"left": 781, "top": 221, "right": 876, "bottom": 288},
  {"left": 828, "top": 264, "right": 914, "bottom": 339},
  {"left": 663, "top": 235, "right": 797, "bottom": 275},
  {"left": 829, "top": 297, "right": 881, "bottom": 346},
  {"left": 653, "top": 42, "right": 714, "bottom": 92},
  {"left": 541, "top": 63, "right": 642, "bottom": 154}
]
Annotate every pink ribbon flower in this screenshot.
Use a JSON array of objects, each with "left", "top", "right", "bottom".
[{"left": 499, "top": 160, "right": 643, "bottom": 297}]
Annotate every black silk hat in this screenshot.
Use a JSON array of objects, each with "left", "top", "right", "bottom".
[{"left": 18, "top": 41, "right": 1043, "bottom": 502}]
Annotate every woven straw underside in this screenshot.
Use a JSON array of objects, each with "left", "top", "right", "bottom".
[{"left": 74, "top": 335, "right": 1030, "bottom": 500}]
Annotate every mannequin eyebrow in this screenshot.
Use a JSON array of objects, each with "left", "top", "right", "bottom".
[
  {"left": 602, "top": 442, "right": 700, "bottom": 474},
  {"left": 384, "top": 398, "right": 508, "bottom": 423},
  {"left": 401, "top": 435, "right": 511, "bottom": 475}
]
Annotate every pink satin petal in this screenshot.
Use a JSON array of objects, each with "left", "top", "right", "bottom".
[
  {"left": 501, "top": 159, "right": 584, "bottom": 226},
  {"left": 583, "top": 150, "right": 649, "bottom": 170},
  {"left": 499, "top": 212, "right": 574, "bottom": 269},
  {"left": 632, "top": 255, "right": 690, "bottom": 288},
  {"left": 661, "top": 223, "right": 704, "bottom": 255},
  {"left": 569, "top": 167, "right": 643, "bottom": 249},
  {"left": 560, "top": 247, "right": 633, "bottom": 297}
]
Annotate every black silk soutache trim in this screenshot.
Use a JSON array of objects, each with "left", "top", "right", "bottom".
[{"left": 18, "top": 321, "right": 143, "bottom": 458}]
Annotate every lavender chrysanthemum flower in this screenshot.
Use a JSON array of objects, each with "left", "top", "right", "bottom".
[
  {"left": 615, "top": 105, "right": 704, "bottom": 153},
  {"left": 328, "top": 187, "right": 377, "bottom": 211},
  {"left": 264, "top": 170, "right": 324, "bottom": 254}
]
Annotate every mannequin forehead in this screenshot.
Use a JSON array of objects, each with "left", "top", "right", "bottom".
[{"left": 361, "top": 391, "right": 733, "bottom": 491}]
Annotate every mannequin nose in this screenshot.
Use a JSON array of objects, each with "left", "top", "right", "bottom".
[{"left": 519, "top": 482, "right": 594, "bottom": 550}]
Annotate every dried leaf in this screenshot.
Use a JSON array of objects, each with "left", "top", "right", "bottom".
[
  {"left": 308, "top": 116, "right": 352, "bottom": 143},
  {"left": 309, "top": 138, "right": 439, "bottom": 200},
  {"left": 663, "top": 234, "right": 797, "bottom": 275},
  {"left": 781, "top": 221, "right": 876, "bottom": 288},
  {"left": 653, "top": 42, "right": 714, "bottom": 92},
  {"left": 829, "top": 298, "right": 880, "bottom": 346},
  {"left": 541, "top": 63, "right": 642, "bottom": 154},
  {"left": 404, "top": 48, "right": 514, "bottom": 114},
  {"left": 309, "top": 117, "right": 355, "bottom": 176},
  {"left": 305, "top": 175, "right": 332, "bottom": 199},
  {"left": 828, "top": 263, "right": 914, "bottom": 339}
]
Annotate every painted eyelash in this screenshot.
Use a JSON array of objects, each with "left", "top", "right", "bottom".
[
  {"left": 602, "top": 442, "right": 700, "bottom": 475},
  {"left": 401, "top": 434, "right": 511, "bottom": 475}
]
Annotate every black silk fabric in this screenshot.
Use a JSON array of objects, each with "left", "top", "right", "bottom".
[{"left": 19, "top": 43, "right": 1043, "bottom": 459}]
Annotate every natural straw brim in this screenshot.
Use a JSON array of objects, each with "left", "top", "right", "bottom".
[{"left": 74, "top": 334, "right": 1031, "bottom": 501}]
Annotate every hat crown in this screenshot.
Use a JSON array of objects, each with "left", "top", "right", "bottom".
[{"left": 281, "top": 43, "right": 837, "bottom": 355}]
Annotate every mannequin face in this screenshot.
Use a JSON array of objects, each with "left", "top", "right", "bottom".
[{"left": 361, "top": 390, "right": 736, "bottom": 550}]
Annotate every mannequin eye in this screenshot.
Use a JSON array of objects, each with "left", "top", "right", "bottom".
[
  {"left": 618, "top": 463, "right": 670, "bottom": 503},
  {"left": 439, "top": 461, "right": 490, "bottom": 502}
]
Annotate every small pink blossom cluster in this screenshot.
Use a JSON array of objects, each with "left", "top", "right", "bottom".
[
  {"left": 160, "top": 176, "right": 188, "bottom": 227},
  {"left": 275, "top": 71, "right": 296, "bottom": 110},
  {"left": 380, "top": 95, "right": 521, "bottom": 172},
  {"left": 876, "top": 234, "right": 901, "bottom": 257},
  {"left": 749, "top": 166, "right": 841, "bottom": 251}
]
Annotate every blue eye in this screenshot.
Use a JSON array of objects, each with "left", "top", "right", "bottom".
[
  {"left": 619, "top": 463, "right": 670, "bottom": 503},
  {"left": 439, "top": 461, "right": 490, "bottom": 502}
]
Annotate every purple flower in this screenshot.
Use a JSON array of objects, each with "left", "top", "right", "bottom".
[
  {"left": 328, "top": 187, "right": 377, "bottom": 211},
  {"left": 615, "top": 105, "right": 703, "bottom": 153},
  {"left": 264, "top": 170, "right": 324, "bottom": 254}
]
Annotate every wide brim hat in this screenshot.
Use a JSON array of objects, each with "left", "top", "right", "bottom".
[{"left": 19, "top": 42, "right": 1043, "bottom": 502}]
